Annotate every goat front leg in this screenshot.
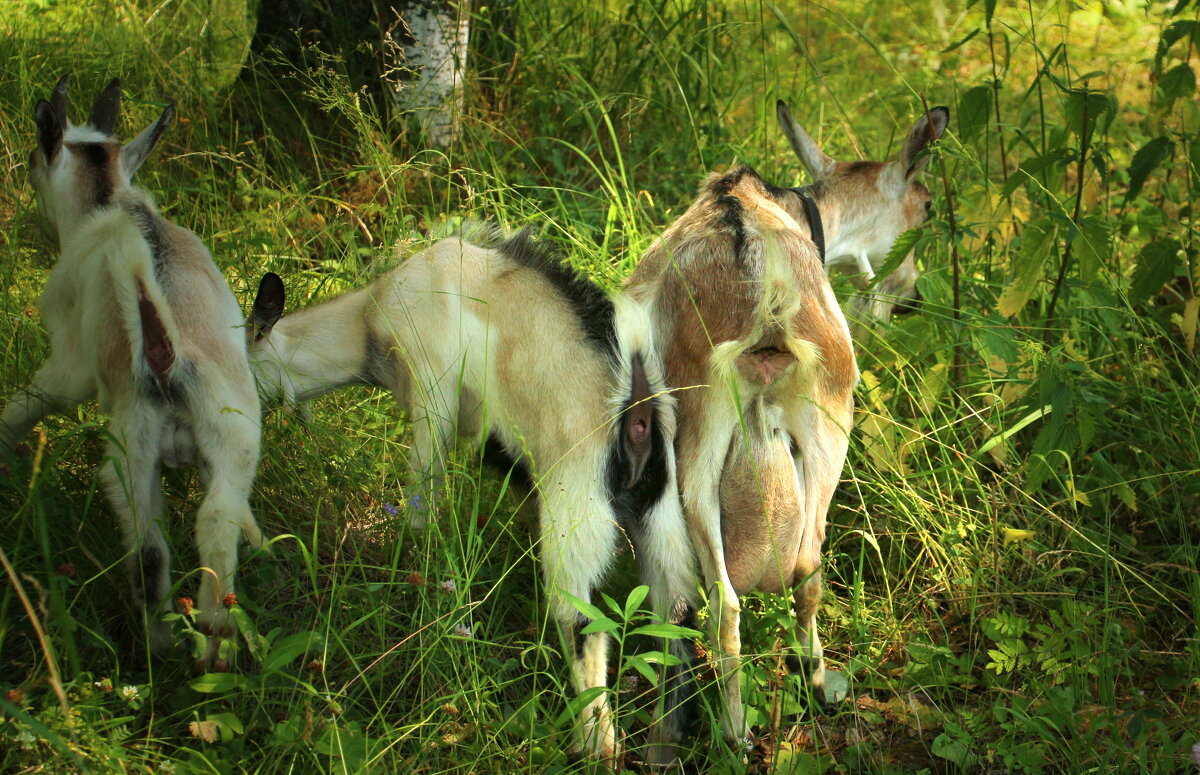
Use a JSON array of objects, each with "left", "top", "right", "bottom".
[
  {"left": 0, "top": 354, "right": 96, "bottom": 454},
  {"left": 854, "top": 252, "right": 876, "bottom": 284},
  {"left": 100, "top": 405, "right": 175, "bottom": 656},
  {"left": 404, "top": 374, "right": 460, "bottom": 528}
]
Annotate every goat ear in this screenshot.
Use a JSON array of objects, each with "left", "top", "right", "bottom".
[
  {"left": 777, "top": 99, "right": 835, "bottom": 180},
  {"left": 250, "top": 272, "right": 286, "bottom": 340},
  {"left": 121, "top": 103, "right": 175, "bottom": 177},
  {"left": 88, "top": 77, "right": 122, "bottom": 136},
  {"left": 35, "top": 100, "right": 63, "bottom": 162},
  {"left": 50, "top": 75, "right": 69, "bottom": 130},
  {"left": 900, "top": 106, "right": 949, "bottom": 179}
]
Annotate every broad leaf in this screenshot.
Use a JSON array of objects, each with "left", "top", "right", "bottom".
[
  {"left": 1125, "top": 136, "right": 1173, "bottom": 204},
  {"left": 1159, "top": 63, "right": 1196, "bottom": 103},
  {"left": 1129, "top": 239, "right": 1181, "bottom": 303},
  {"left": 998, "top": 219, "right": 1057, "bottom": 317},
  {"left": 1073, "top": 215, "right": 1111, "bottom": 284},
  {"left": 958, "top": 84, "right": 991, "bottom": 142}
]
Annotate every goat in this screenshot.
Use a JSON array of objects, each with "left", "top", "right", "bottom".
[
  {"left": 623, "top": 101, "right": 948, "bottom": 751},
  {"left": 779, "top": 101, "right": 950, "bottom": 336},
  {"left": 247, "top": 227, "right": 697, "bottom": 766},
  {"left": 2, "top": 78, "right": 264, "bottom": 669}
]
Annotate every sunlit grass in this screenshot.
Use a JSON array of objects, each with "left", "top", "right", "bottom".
[{"left": 0, "top": 0, "right": 1197, "bottom": 772}]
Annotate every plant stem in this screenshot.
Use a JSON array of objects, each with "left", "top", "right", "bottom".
[{"left": 1044, "top": 86, "right": 1091, "bottom": 339}]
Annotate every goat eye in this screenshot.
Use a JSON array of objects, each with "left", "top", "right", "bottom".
[{"left": 924, "top": 200, "right": 933, "bottom": 211}]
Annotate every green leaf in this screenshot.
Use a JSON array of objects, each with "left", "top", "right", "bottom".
[
  {"left": 1159, "top": 63, "right": 1196, "bottom": 102},
  {"left": 957, "top": 84, "right": 991, "bottom": 142},
  {"left": 871, "top": 228, "right": 924, "bottom": 286},
  {"left": 932, "top": 727, "right": 977, "bottom": 769},
  {"left": 264, "top": 631, "right": 324, "bottom": 673},
  {"left": 1073, "top": 216, "right": 1111, "bottom": 284},
  {"left": 189, "top": 672, "right": 249, "bottom": 694},
  {"left": 627, "top": 623, "right": 704, "bottom": 639},
  {"left": 1064, "top": 89, "right": 1113, "bottom": 142},
  {"left": 624, "top": 654, "right": 660, "bottom": 685},
  {"left": 580, "top": 617, "right": 619, "bottom": 635},
  {"left": 997, "top": 219, "right": 1057, "bottom": 317},
  {"left": 940, "top": 28, "right": 981, "bottom": 53},
  {"left": 1125, "top": 136, "right": 1173, "bottom": 204},
  {"left": 622, "top": 584, "right": 649, "bottom": 622},
  {"left": 562, "top": 592, "right": 605, "bottom": 622},
  {"left": 1156, "top": 20, "right": 1198, "bottom": 69},
  {"left": 207, "top": 711, "right": 245, "bottom": 741},
  {"left": 554, "top": 686, "right": 607, "bottom": 727},
  {"left": 1001, "top": 149, "right": 1072, "bottom": 198},
  {"left": 1129, "top": 239, "right": 1181, "bottom": 303}
]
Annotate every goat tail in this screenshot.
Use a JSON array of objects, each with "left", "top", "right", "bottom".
[
  {"left": 710, "top": 226, "right": 823, "bottom": 387},
  {"left": 106, "top": 224, "right": 183, "bottom": 393},
  {"left": 609, "top": 294, "right": 676, "bottom": 489}
]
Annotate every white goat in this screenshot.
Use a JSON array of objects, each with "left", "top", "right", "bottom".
[
  {"left": 2, "top": 78, "right": 264, "bottom": 669},
  {"left": 247, "top": 227, "right": 697, "bottom": 766},
  {"left": 624, "top": 101, "right": 948, "bottom": 753}
]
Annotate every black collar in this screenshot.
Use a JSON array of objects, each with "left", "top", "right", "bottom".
[{"left": 791, "top": 186, "right": 825, "bottom": 264}]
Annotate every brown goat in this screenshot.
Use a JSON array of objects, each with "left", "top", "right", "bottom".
[{"left": 625, "top": 101, "right": 947, "bottom": 755}]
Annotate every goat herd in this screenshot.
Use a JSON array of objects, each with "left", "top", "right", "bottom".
[{"left": 1, "top": 77, "right": 947, "bottom": 767}]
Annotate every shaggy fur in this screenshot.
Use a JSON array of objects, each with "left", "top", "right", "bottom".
[
  {"left": 249, "top": 228, "right": 697, "bottom": 766},
  {"left": 2, "top": 78, "right": 264, "bottom": 668}
]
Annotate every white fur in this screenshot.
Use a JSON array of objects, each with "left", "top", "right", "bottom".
[
  {"left": 250, "top": 231, "right": 696, "bottom": 766},
  {"left": 3, "top": 81, "right": 262, "bottom": 668}
]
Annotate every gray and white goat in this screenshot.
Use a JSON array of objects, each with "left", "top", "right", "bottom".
[
  {"left": 2, "top": 78, "right": 264, "bottom": 668},
  {"left": 247, "top": 228, "right": 696, "bottom": 766},
  {"left": 624, "top": 102, "right": 947, "bottom": 752}
]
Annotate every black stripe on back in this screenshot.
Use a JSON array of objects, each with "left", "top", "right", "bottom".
[
  {"left": 708, "top": 166, "right": 763, "bottom": 269},
  {"left": 124, "top": 201, "right": 166, "bottom": 271},
  {"left": 496, "top": 228, "right": 617, "bottom": 356}
]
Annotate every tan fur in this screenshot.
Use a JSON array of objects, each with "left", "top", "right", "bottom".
[
  {"left": 627, "top": 103, "right": 948, "bottom": 753},
  {"left": 251, "top": 231, "right": 695, "bottom": 767},
  {"left": 628, "top": 166, "right": 856, "bottom": 747}
]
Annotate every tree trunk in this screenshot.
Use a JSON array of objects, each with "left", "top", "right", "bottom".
[{"left": 386, "top": 1, "right": 470, "bottom": 147}]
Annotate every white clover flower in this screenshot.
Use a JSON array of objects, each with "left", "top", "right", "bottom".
[
  {"left": 439, "top": 579, "right": 456, "bottom": 593},
  {"left": 119, "top": 685, "right": 140, "bottom": 703},
  {"left": 453, "top": 622, "right": 473, "bottom": 639}
]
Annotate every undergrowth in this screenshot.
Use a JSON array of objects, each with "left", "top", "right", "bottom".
[{"left": 0, "top": 0, "right": 1197, "bottom": 772}]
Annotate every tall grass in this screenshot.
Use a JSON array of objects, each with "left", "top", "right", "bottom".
[{"left": 0, "top": 0, "right": 1197, "bottom": 772}]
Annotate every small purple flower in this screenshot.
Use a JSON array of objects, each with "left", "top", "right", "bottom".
[
  {"left": 409, "top": 495, "right": 423, "bottom": 510},
  {"left": 383, "top": 502, "right": 398, "bottom": 516}
]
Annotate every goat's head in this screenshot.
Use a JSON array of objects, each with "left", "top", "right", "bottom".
[
  {"left": 775, "top": 100, "right": 948, "bottom": 320},
  {"left": 28, "top": 77, "right": 175, "bottom": 241}
]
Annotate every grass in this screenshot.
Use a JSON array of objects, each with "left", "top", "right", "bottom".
[{"left": 1, "top": 0, "right": 1198, "bottom": 772}]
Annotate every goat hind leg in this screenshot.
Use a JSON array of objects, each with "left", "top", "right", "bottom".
[
  {"left": 543, "top": 501, "right": 620, "bottom": 766},
  {"left": 100, "top": 408, "right": 175, "bottom": 655},
  {"left": 189, "top": 398, "right": 262, "bottom": 670},
  {"left": 636, "top": 491, "right": 700, "bottom": 766}
]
